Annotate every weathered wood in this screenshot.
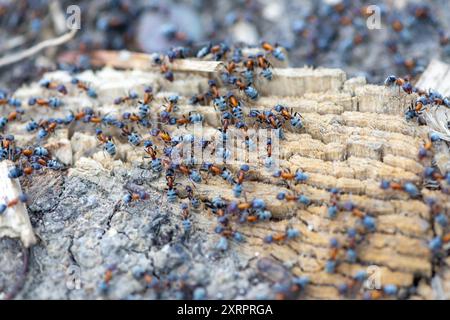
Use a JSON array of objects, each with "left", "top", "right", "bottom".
[
  {"left": 0, "top": 161, "right": 36, "bottom": 248},
  {"left": 6, "top": 63, "right": 449, "bottom": 299}
]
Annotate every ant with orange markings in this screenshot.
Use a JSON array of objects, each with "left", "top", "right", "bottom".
[
  {"left": 142, "top": 141, "right": 163, "bottom": 173},
  {"left": 95, "top": 128, "right": 116, "bottom": 156},
  {"left": 113, "top": 90, "right": 139, "bottom": 105},
  {"left": 159, "top": 61, "right": 174, "bottom": 82},
  {"left": 418, "top": 139, "right": 434, "bottom": 160},
  {"left": 226, "top": 91, "right": 240, "bottom": 109},
  {"left": 384, "top": 75, "right": 413, "bottom": 94},
  {"left": 255, "top": 53, "right": 273, "bottom": 80},
  {"left": 0, "top": 193, "right": 28, "bottom": 215},
  {"left": 174, "top": 112, "right": 204, "bottom": 128},
  {"left": 185, "top": 185, "right": 201, "bottom": 210},
  {"left": 232, "top": 164, "right": 250, "bottom": 198},
  {"left": 36, "top": 119, "right": 58, "bottom": 140},
  {"left": 251, "top": 109, "right": 283, "bottom": 130},
  {"left": 273, "top": 167, "right": 309, "bottom": 186},
  {"left": 201, "top": 162, "right": 223, "bottom": 182},
  {"left": 123, "top": 190, "right": 149, "bottom": 204},
  {"left": 0, "top": 109, "right": 24, "bottom": 131},
  {"left": 173, "top": 162, "right": 202, "bottom": 184},
  {"left": 98, "top": 265, "right": 117, "bottom": 293},
  {"left": 70, "top": 107, "right": 97, "bottom": 124},
  {"left": 263, "top": 225, "right": 300, "bottom": 244},
  {"left": 28, "top": 96, "right": 62, "bottom": 108},
  {"left": 121, "top": 126, "right": 141, "bottom": 146},
  {"left": 233, "top": 78, "right": 259, "bottom": 100},
  {"left": 165, "top": 169, "right": 178, "bottom": 203},
  {"left": 273, "top": 104, "right": 303, "bottom": 129},
  {"left": 39, "top": 79, "right": 67, "bottom": 95},
  {"left": 190, "top": 93, "right": 211, "bottom": 106},
  {"left": 7, "top": 109, "right": 24, "bottom": 122},
  {"left": 122, "top": 111, "right": 143, "bottom": 124},
  {"left": 208, "top": 80, "right": 220, "bottom": 99},
  {"left": 225, "top": 61, "right": 237, "bottom": 74},
  {"left": 71, "top": 78, "right": 97, "bottom": 98},
  {"left": 261, "top": 41, "right": 286, "bottom": 61},
  {"left": 141, "top": 86, "right": 153, "bottom": 105},
  {"left": 162, "top": 95, "right": 179, "bottom": 114},
  {"left": 150, "top": 128, "right": 172, "bottom": 145},
  {"left": 276, "top": 190, "right": 311, "bottom": 207}
]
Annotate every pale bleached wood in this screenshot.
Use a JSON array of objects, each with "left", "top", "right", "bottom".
[{"left": 0, "top": 161, "right": 36, "bottom": 248}]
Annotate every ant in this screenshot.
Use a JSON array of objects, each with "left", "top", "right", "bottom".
[
  {"left": 190, "top": 93, "right": 210, "bottom": 106},
  {"left": 165, "top": 172, "right": 178, "bottom": 203},
  {"left": 71, "top": 78, "right": 97, "bottom": 98},
  {"left": 380, "top": 180, "right": 420, "bottom": 198},
  {"left": 196, "top": 43, "right": 212, "bottom": 58},
  {"left": 222, "top": 61, "right": 237, "bottom": 78},
  {"left": 185, "top": 186, "right": 201, "bottom": 209},
  {"left": 123, "top": 191, "right": 149, "bottom": 204},
  {"left": 232, "top": 164, "right": 249, "bottom": 198},
  {"left": 122, "top": 111, "right": 142, "bottom": 123},
  {"left": 276, "top": 191, "right": 311, "bottom": 206},
  {"left": 274, "top": 105, "right": 303, "bottom": 129},
  {"left": 180, "top": 203, "right": 192, "bottom": 234},
  {"left": 384, "top": 75, "right": 413, "bottom": 94},
  {"left": 208, "top": 80, "right": 220, "bottom": 99},
  {"left": 175, "top": 112, "right": 204, "bottom": 128},
  {"left": 0, "top": 90, "right": 9, "bottom": 105},
  {"left": 98, "top": 265, "right": 117, "bottom": 293},
  {"left": 261, "top": 41, "right": 285, "bottom": 61},
  {"left": 160, "top": 62, "right": 174, "bottom": 82},
  {"left": 72, "top": 107, "right": 96, "bottom": 123},
  {"left": 96, "top": 129, "right": 116, "bottom": 156},
  {"left": 234, "top": 78, "right": 258, "bottom": 100},
  {"left": 429, "top": 232, "right": 450, "bottom": 252},
  {"left": 155, "top": 129, "right": 172, "bottom": 144},
  {"left": 273, "top": 168, "right": 309, "bottom": 185},
  {"left": 264, "top": 137, "right": 274, "bottom": 169},
  {"left": 176, "top": 163, "right": 202, "bottom": 184},
  {"left": 226, "top": 92, "right": 240, "bottom": 108},
  {"left": 39, "top": 79, "right": 67, "bottom": 95},
  {"left": 28, "top": 97, "right": 62, "bottom": 108},
  {"left": 201, "top": 162, "right": 223, "bottom": 183},
  {"left": 256, "top": 54, "right": 273, "bottom": 80},
  {"left": 0, "top": 193, "right": 28, "bottom": 215},
  {"left": 266, "top": 110, "right": 284, "bottom": 129},
  {"left": 143, "top": 142, "right": 162, "bottom": 173},
  {"left": 141, "top": 86, "right": 153, "bottom": 105},
  {"left": 36, "top": 120, "right": 58, "bottom": 139},
  {"left": 3, "top": 109, "right": 25, "bottom": 125},
  {"left": 163, "top": 95, "right": 179, "bottom": 113},
  {"left": 263, "top": 225, "right": 300, "bottom": 244},
  {"left": 113, "top": 90, "right": 139, "bottom": 105},
  {"left": 121, "top": 127, "right": 141, "bottom": 146}
]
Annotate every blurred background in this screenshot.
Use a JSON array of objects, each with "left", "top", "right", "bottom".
[{"left": 1, "top": 0, "right": 449, "bottom": 89}]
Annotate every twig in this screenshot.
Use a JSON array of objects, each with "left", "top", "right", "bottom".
[
  {"left": 0, "top": 29, "right": 77, "bottom": 69},
  {"left": 0, "top": 36, "right": 27, "bottom": 54},
  {"left": 59, "top": 50, "right": 224, "bottom": 74},
  {"left": 49, "top": 0, "right": 67, "bottom": 35}
]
